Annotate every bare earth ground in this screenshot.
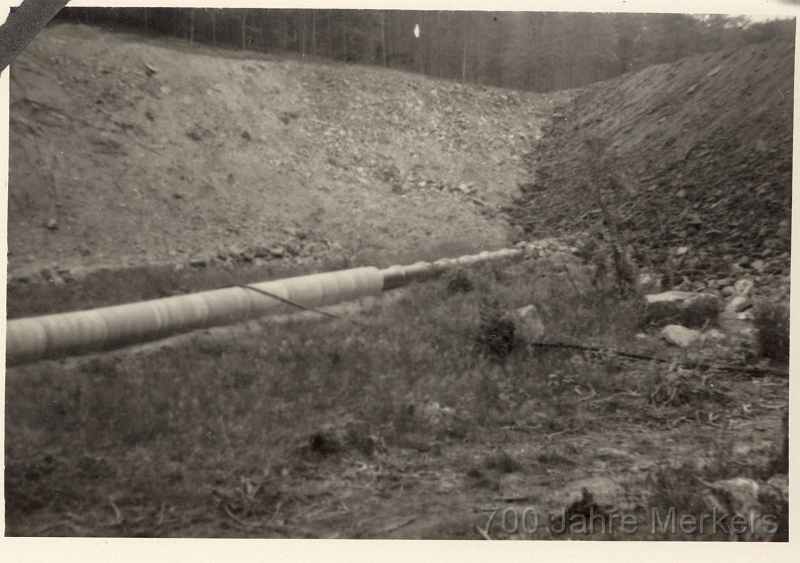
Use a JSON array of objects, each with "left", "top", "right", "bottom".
[{"left": 4, "top": 23, "right": 791, "bottom": 539}]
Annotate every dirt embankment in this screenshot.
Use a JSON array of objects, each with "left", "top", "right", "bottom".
[
  {"left": 9, "top": 22, "right": 562, "bottom": 284},
  {"left": 508, "top": 38, "right": 793, "bottom": 298},
  {"left": 8, "top": 24, "right": 792, "bottom": 307}
]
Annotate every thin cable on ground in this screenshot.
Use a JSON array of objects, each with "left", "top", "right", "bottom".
[
  {"left": 528, "top": 341, "right": 789, "bottom": 378},
  {"left": 236, "top": 284, "right": 786, "bottom": 378},
  {"left": 236, "top": 285, "right": 340, "bottom": 319}
]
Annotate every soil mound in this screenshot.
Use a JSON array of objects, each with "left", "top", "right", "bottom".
[{"left": 508, "top": 38, "right": 793, "bottom": 288}]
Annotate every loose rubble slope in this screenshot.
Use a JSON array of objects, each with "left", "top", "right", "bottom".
[
  {"left": 9, "top": 23, "right": 560, "bottom": 282},
  {"left": 508, "top": 38, "right": 793, "bottom": 294}
]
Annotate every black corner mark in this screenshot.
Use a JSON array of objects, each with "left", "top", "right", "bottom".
[{"left": 0, "top": 0, "right": 70, "bottom": 73}]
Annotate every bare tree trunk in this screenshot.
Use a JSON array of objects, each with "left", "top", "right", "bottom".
[
  {"left": 283, "top": 14, "right": 288, "bottom": 54},
  {"left": 300, "top": 11, "right": 306, "bottom": 56},
  {"left": 189, "top": 9, "right": 194, "bottom": 44},
  {"left": 242, "top": 13, "right": 246, "bottom": 51},
  {"left": 386, "top": 11, "right": 391, "bottom": 66},
  {"left": 312, "top": 10, "right": 317, "bottom": 56},
  {"left": 381, "top": 11, "right": 387, "bottom": 67},
  {"left": 342, "top": 12, "right": 347, "bottom": 61},
  {"left": 211, "top": 10, "right": 216, "bottom": 47},
  {"left": 327, "top": 10, "right": 332, "bottom": 56},
  {"left": 417, "top": 12, "right": 423, "bottom": 74},
  {"left": 462, "top": 16, "right": 468, "bottom": 82},
  {"left": 260, "top": 19, "right": 266, "bottom": 52}
]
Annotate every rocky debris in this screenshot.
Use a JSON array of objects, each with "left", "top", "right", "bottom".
[
  {"left": 515, "top": 238, "right": 579, "bottom": 262},
  {"left": 512, "top": 304, "right": 545, "bottom": 343},
  {"left": 419, "top": 398, "right": 456, "bottom": 425},
  {"left": 508, "top": 38, "right": 793, "bottom": 292},
  {"left": 45, "top": 218, "right": 59, "bottom": 230},
  {"left": 660, "top": 324, "right": 701, "bottom": 348},
  {"left": 143, "top": 62, "right": 159, "bottom": 76},
  {"left": 734, "top": 279, "right": 754, "bottom": 296},
  {"left": 724, "top": 295, "right": 752, "bottom": 314},
  {"left": 698, "top": 328, "right": 726, "bottom": 343},
  {"left": 642, "top": 291, "right": 721, "bottom": 328},
  {"left": 189, "top": 258, "right": 207, "bottom": 268}
]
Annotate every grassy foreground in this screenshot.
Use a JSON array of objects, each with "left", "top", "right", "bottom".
[{"left": 5, "top": 257, "right": 788, "bottom": 538}]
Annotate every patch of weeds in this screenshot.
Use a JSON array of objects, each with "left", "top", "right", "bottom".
[
  {"left": 476, "top": 306, "right": 517, "bottom": 362},
  {"left": 445, "top": 269, "right": 475, "bottom": 294},
  {"left": 9, "top": 246, "right": 751, "bottom": 536},
  {"left": 646, "top": 370, "right": 733, "bottom": 411}
]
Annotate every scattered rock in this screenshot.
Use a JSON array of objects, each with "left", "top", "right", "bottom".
[
  {"left": 660, "top": 324, "right": 701, "bottom": 348},
  {"left": 512, "top": 304, "right": 545, "bottom": 343},
  {"left": 45, "top": 218, "right": 58, "bottom": 230},
  {"left": 189, "top": 258, "right": 207, "bottom": 268},
  {"left": 57, "top": 269, "right": 74, "bottom": 282},
  {"left": 699, "top": 328, "right": 726, "bottom": 342},
  {"left": 734, "top": 278, "right": 754, "bottom": 296},
  {"left": 725, "top": 295, "right": 751, "bottom": 313},
  {"left": 419, "top": 398, "right": 456, "bottom": 424},
  {"left": 186, "top": 123, "right": 210, "bottom": 141}
]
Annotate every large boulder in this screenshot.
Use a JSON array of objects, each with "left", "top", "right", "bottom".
[{"left": 642, "top": 291, "right": 721, "bottom": 328}]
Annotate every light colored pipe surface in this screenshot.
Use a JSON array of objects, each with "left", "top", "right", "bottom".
[
  {"left": 377, "top": 247, "right": 524, "bottom": 288},
  {"left": 6, "top": 267, "right": 384, "bottom": 366},
  {"left": 6, "top": 247, "right": 524, "bottom": 366}
]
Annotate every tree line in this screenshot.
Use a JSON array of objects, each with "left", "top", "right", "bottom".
[{"left": 54, "top": 8, "right": 795, "bottom": 93}]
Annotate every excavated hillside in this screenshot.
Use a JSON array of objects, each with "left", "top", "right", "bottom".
[
  {"left": 9, "top": 22, "right": 559, "bottom": 284},
  {"left": 508, "top": 38, "right": 793, "bottom": 295},
  {"left": 7, "top": 23, "right": 793, "bottom": 303}
]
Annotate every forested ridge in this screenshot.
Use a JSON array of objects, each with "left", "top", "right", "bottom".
[{"left": 55, "top": 8, "right": 795, "bottom": 93}]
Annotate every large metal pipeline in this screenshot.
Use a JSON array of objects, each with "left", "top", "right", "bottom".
[{"left": 5, "top": 247, "right": 524, "bottom": 366}]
